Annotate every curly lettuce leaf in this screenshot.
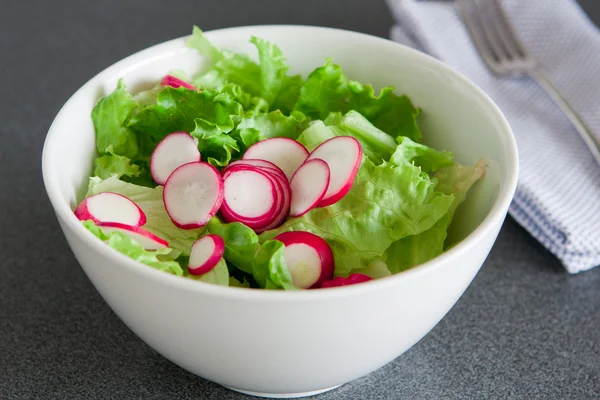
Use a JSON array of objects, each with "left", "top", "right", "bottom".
[
  {"left": 82, "top": 220, "right": 183, "bottom": 276},
  {"left": 293, "top": 59, "right": 421, "bottom": 141},
  {"left": 92, "top": 79, "right": 139, "bottom": 158},
  {"left": 93, "top": 146, "right": 141, "bottom": 180},
  {"left": 252, "top": 240, "right": 296, "bottom": 290},
  {"left": 86, "top": 176, "right": 204, "bottom": 255},
  {"left": 190, "top": 119, "right": 240, "bottom": 167},
  {"left": 337, "top": 111, "right": 398, "bottom": 164},
  {"left": 215, "top": 83, "right": 269, "bottom": 115},
  {"left": 234, "top": 110, "right": 309, "bottom": 150},
  {"left": 128, "top": 87, "right": 243, "bottom": 157},
  {"left": 250, "top": 36, "right": 288, "bottom": 105},
  {"left": 185, "top": 258, "right": 230, "bottom": 286},
  {"left": 261, "top": 156, "right": 454, "bottom": 276},
  {"left": 385, "top": 159, "right": 487, "bottom": 273},
  {"left": 392, "top": 137, "right": 454, "bottom": 173},
  {"left": 272, "top": 74, "right": 304, "bottom": 114}
]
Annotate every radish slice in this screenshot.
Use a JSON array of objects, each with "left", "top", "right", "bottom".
[
  {"left": 243, "top": 138, "right": 309, "bottom": 180},
  {"left": 274, "top": 231, "right": 334, "bottom": 289},
  {"left": 97, "top": 222, "right": 168, "bottom": 250},
  {"left": 188, "top": 234, "right": 225, "bottom": 275},
  {"left": 160, "top": 75, "right": 196, "bottom": 90},
  {"left": 257, "top": 171, "right": 291, "bottom": 232},
  {"left": 320, "top": 274, "right": 373, "bottom": 288},
  {"left": 289, "top": 159, "right": 330, "bottom": 217},
  {"left": 221, "top": 168, "right": 279, "bottom": 228},
  {"left": 225, "top": 159, "right": 287, "bottom": 181},
  {"left": 151, "top": 132, "right": 201, "bottom": 185},
  {"left": 163, "top": 162, "right": 224, "bottom": 229},
  {"left": 75, "top": 192, "right": 146, "bottom": 227},
  {"left": 307, "top": 136, "right": 362, "bottom": 207}
]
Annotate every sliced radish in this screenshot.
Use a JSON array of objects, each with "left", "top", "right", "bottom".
[
  {"left": 160, "top": 75, "right": 197, "bottom": 90},
  {"left": 188, "top": 234, "right": 225, "bottom": 275},
  {"left": 163, "top": 162, "right": 224, "bottom": 229},
  {"left": 151, "top": 132, "right": 201, "bottom": 185},
  {"left": 274, "top": 231, "right": 334, "bottom": 289},
  {"left": 307, "top": 136, "right": 362, "bottom": 207},
  {"left": 320, "top": 273, "right": 373, "bottom": 288},
  {"left": 97, "top": 222, "right": 168, "bottom": 250},
  {"left": 75, "top": 192, "right": 146, "bottom": 227},
  {"left": 289, "top": 159, "right": 330, "bottom": 217},
  {"left": 225, "top": 159, "right": 287, "bottom": 181},
  {"left": 221, "top": 167, "right": 279, "bottom": 229},
  {"left": 243, "top": 138, "right": 309, "bottom": 180}
]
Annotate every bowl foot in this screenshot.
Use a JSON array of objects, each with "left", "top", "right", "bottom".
[{"left": 224, "top": 384, "right": 342, "bottom": 398}]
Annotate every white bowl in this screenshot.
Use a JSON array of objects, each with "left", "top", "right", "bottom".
[{"left": 42, "top": 26, "right": 518, "bottom": 398}]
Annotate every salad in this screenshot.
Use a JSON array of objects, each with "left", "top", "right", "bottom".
[{"left": 76, "top": 26, "right": 486, "bottom": 290}]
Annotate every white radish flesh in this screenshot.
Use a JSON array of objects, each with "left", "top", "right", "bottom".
[
  {"left": 289, "top": 159, "right": 330, "bottom": 217},
  {"left": 163, "top": 162, "right": 224, "bottom": 229},
  {"left": 243, "top": 138, "right": 309, "bottom": 180},
  {"left": 75, "top": 192, "right": 146, "bottom": 227},
  {"left": 188, "top": 234, "right": 225, "bottom": 275},
  {"left": 221, "top": 168, "right": 278, "bottom": 227},
  {"left": 274, "top": 231, "right": 335, "bottom": 289},
  {"left": 151, "top": 132, "right": 201, "bottom": 185},
  {"left": 98, "top": 222, "right": 168, "bottom": 250},
  {"left": 306, "top": 136, "right": 362, "bottom": 207}
]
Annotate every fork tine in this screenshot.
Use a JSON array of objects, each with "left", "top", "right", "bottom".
[
  {"left": 456, "top": 0, "right": 505, "bottom": 74},
  {"left": 491, "top": 0, "right": 530, "bottom": 59},
  {"left": 478, "top": 0, "right": 520, "bottom": 60}
]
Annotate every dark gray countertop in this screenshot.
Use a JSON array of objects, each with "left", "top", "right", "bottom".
[{"left": 1, "top": 1, "right": 599, "bottom": 399}]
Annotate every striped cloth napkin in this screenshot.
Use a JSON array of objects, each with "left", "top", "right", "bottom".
[{"left": 387, "top": 0, "right": 600, "bottom": 273}]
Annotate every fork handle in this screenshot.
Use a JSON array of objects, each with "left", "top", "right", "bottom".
[{"left": 528, "top": 68, "right": 600, "bottom": 165}]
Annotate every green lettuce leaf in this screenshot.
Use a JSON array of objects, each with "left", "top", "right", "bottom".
[
  {"left": 215, "top": 83, "right": 269, "bottom": 115},
  {"left": 337, "top": 111, "right": 398, "bottom": 164},
  {"left": 296, "top": 121, "right": 338, "bottom": 151},
  {"left": 385, "top": 159, "right": 487, "bottom": 273},
  {"left": 272, "top": 74, "right": 304, "bottom": 114},
  {"left": 229, "top": 276, "right": 251, "bottom": 288},
  {"left": 250, "top": 36, "right": 288, "bottom": 105},
  {"left": 234, "top": 110, "right": 309, "bottom": 150},
  {"left": 190, "top": 119, "right": 240, "bottom": 166},
  {"left": 252, "top": 240, "right": 296, "bottom": 290},
  {"left": 82, "top": 220, "right": 183, "bottom": 276},
  {"left": 207, "top": 218, "right": 259, "bottom": 274},
  {"left": 92, "top": 79, "right": 139, "bottom": 158},
  {"left": 261, "top": 156, "right": 454, "bottom": 276},
  {"left": 86, "top": 176, "right": 204, "bottom": 255},
  {"left": 185, "top": 258, "right": 229, "bottom": 286},
  {"left": 391, "top": 137, "right": 454, "bottom": 173},
  {"left": 128, "top": 87, "right": 243, "bottom": 157},
  {"left": 93, "top": 146, "right": 141, "bottom": 180},
  {"left": 293, "top": 59, "right": 421, "bottom": 141}
]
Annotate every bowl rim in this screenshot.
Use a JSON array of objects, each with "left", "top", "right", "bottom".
[{"left": 42, "top": 24, "right": 519, "bottom": 302}]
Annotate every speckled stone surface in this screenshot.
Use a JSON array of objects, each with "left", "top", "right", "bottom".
[{"left": 1, "top": 1, "right": 599, "bottom": 399}]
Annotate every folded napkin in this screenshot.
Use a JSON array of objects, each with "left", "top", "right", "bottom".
[{"left": 387, "top": 0, "right": 600, "bottom": 273}]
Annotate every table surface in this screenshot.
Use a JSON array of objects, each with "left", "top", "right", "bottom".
[{"left": 1, "top": 1, "right": 599, "bottom": 399}]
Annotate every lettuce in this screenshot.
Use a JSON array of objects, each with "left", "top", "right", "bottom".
[
  {"left": 86, "top": 176, "right": 204, "bottom": 255},
  {"left": 234, "top": 110, "right": 309, "bottom": 150},
  {"left": 385, "top": 159, "right": 487, "bottom": 273},
  {"left": 252, "top": 240, "right": 296, "bottom": 290},
  {"left": 92, "top": 79, "right": 139, "bottom": 158},
  {"left": 207, "top": 218, "right": 259, "bottom": 274},
  {"left": 293, "top": 59, "right": 422, "bottom": 141},
  {"left": 185, "top": 258, "right": 230, "bottom": 286},
  {"left": 93, "top": 146, "right": 141, "bottom": 180},
  {"left": 82, "top": 220, "right": 183, "bottom": 276}
]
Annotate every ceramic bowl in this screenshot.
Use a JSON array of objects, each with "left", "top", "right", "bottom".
[{"left": 42, "top": 26, "right": 518, "bottom": 398}]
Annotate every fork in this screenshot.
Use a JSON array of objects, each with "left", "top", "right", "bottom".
[{"left": 457, "top": 0, "right": 600, "bottom": 165}]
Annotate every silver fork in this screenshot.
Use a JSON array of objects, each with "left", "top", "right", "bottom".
[{"left": 457, "top": 0, "right": 600, "bottom": 165}]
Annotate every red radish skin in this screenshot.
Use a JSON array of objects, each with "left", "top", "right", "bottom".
[
  {"left": 160, "top": 75, "right": 197, "bottom": 90},
  {"left": 289, "top": 159, "right": 330, "bottom": 217},
  {"left": 220, "top": 167, "right": 279, "bottom": 229},
  {"left": 151, "top": 132, "right": 201, "bottom": 185},
  {"left": 163, "top": 162, "right": 224, "bottom": 229},
  {"left": 222, "top": 164, "right": 291, "bottom": 232},
  {"left": 306, "top": 136, "right": 362, "bottom": 207},
  {"left": 75, "top": 192, "right": 146, "bottom": 227},
  {"left": 97, "top": 222, "right": 169, "bottom": 250},
  {"left": 188, "top": 234, "right": 225, "bottom": 275},
  {"left": 243, "top": 138, "right": 309, "bottom": 180},
  {"left": 224, "top": 159, "right": 287, "bottom": 181},
  {"left": 274, "top": 231, "right": 334, "bottom": 289},
  {"left": 320, "top": 274, "right": 373, "bottom": 288}
]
